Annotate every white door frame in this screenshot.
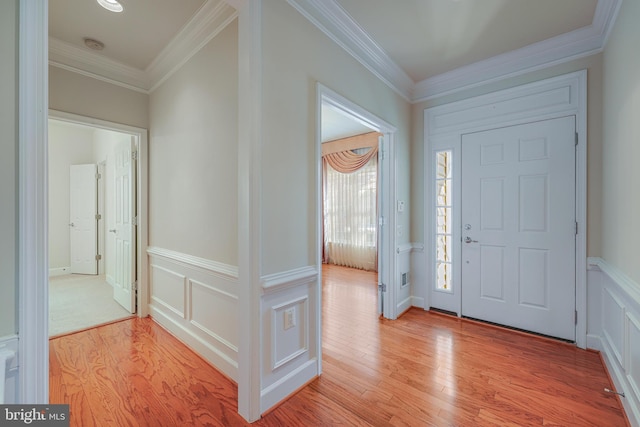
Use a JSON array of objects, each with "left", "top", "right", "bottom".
[
  {"left": 424, "top": 70, "right": 587, "bottom": 348},
  {"left": 50, "top": 110, "right": 149, "bottom": 317},
  {"left": 317, "top": 83, "right": 399, "bottom": 319}
]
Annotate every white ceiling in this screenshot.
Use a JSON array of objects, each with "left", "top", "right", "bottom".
[
  {"left": 335, "top": 0, "right": 598, "bottom": 83},
  {"left": 49, "top": 0, "right": 206, "bottom": 70},
  {"left": 48, "top": 0, "right": 618, "bottom": 137}
]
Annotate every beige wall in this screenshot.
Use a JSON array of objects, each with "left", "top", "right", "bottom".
[
  {"left": 0, "top": 0, "right": 17, "bottom": 337},
  {"left": 49, "top": 66, "right": 149, "bottom": 129},
  {"left": 411, "top": 54, "right": 604, "bottom": 257},
  {"left": 148, "top": 19, "right": 238, "bottom": 264},
  {"left": 261, "top": 0, "right": 412, "bottom": 275},
  {"left": 602, "top": 0, "right": 640, "bottom": 284}
]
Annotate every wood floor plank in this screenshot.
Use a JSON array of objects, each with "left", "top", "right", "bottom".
[{"left": 50, "top": 264, "right": 628, "bottom": 426}]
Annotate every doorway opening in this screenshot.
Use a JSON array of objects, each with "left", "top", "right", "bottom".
[
  {"left": 48, "top": 110, "right": 148, "bottom": 337},
  {"left": 317, "top": 84, "right": 397, "bottom": 320}
]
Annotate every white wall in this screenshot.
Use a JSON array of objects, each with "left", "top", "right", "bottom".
[
  {"left": 147, "top": 19, "right": 240, "bottom": 380},
  {"left": 258, "top": 0, "right": 411, "bottom": 411},
  {"left": 48, "top": 121, "right": 95, "bottom": 272},
  {"left": 0, "top": 0, "right": 17, "bottom": 339}
]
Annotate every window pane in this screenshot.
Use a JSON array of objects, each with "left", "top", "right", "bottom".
[
  {"left": 435, "top": 179, "right": 451, "bottom": 206},
  {"left": 436, "top": 235, "right": 451, "bottom": 262},
  {"left": 436, "top": 207, "right": 451, "bottom": 234},
  {"left": 436, "top": 151, "right": 451, "bottom": 180},
  {"left": 436, "top": 262, "right": 451, "bottom": 291}
]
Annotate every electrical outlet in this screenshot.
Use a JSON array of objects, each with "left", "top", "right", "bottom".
[{"left": 284, "top": 307, "right": 296, "bottom": 330}]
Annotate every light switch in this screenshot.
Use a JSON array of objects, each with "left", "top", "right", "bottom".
[
  {"left": 284, "top": 307, "right": 296, "bottom": 330},
  {"left": 397, "top": 200, "right": 405, "bottom": 212}
]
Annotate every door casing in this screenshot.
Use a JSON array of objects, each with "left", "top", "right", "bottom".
[{"left": 423, "top": 70, "right": 588, "bottom": 348}]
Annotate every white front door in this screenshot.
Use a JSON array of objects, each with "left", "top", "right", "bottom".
[
  {"left": 112, "top": 138, "right": 136, "bottom": 313},
  {"left": 461, "top": 116, "right": 576, "bottom": 340},
  {"left": 70, "top": 164, "right": 98, "bottom": 275}
]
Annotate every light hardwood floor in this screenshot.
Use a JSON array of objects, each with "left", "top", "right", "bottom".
[{"left": 50, "top": 264, "right": 628, "bottom": 426}]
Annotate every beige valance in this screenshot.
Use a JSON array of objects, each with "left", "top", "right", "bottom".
[{"left": 322, "top": 132, "right": 380, "bottom": 173}]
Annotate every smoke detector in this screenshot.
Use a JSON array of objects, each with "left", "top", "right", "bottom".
[{"left": 84, "top": 38, "right": 105, "bottom": 51}]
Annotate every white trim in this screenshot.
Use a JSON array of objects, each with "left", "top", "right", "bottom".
[
  {"left": 586, "top": 257, "right": 640, "bottom": 426},
  {"left": 287, "top": 0, "right": 620, "bottom": 103},
  {"left": 412, "top": 0, "right": 620, "bottom": 102},
  {"left": 49, "top": 109, "right": 150, "bottom": 318},
  {"left": 287, "top": 0, "right": 413, "bottom": 101},
  {"left": 260, "top": 359, "right": 317, "bottom": 413},
  {"left": 147, "top": 1, "right": 237, "bottom": 92},
  {"left": 147, "top": 246, "right": 239, "bottom": 279},
  {"left": 18, "top": 0, "right": 49, "bottom": 405},
  {"left": 423, "top": 70, "right": 588, "bottom": 347},
  {"left": 49, "top": 38, "right": 148, "bottom": 91},
  {"left": 236, "top": 0, "right": 262, "bottom": 422},
  {"left": 317, "top": 83, "right": 398, "bottom": 320},
  {"left": 49, "top": 0, "right": 238, "bottom": 94},
  {"left": 48, "top": 267, "right": 70, "bottom": 277},
  {"left": 589, "top": 258, "right": 640, "bottom": 311},
  {"left": 261, "top": 267, "right": 317, "bottom": 294}
]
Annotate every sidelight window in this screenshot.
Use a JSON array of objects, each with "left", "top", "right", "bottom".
[{"left": 435, "top": 150, "right": 452, "bottom": 292}]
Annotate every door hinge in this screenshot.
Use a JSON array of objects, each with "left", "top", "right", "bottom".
[
  {"left": 575, "top": 221, "right": 578, "bottom": 235},
  {"left": 132, "top": 151, "right": 138, "bottom": 161},
  {"left": 378, "top": 283, "right": 387, "bottom": 292},
  {"left": 133, "top": 281, "right": 138, "bottom": 291},
  {"left": 132, "top": 216, "right": 138, "bottom": 226},
  {"left": 575, "top": 310, "right": 578, "bottom": 325},
  {"left": 95, "top": 213, "right": 102, "bottom": 220},
  {"left": 379, "top": 216, "right": 385, "bottom": 226},
  {"left": 96, "top": 173, "right": 102, "bottom": 180},
  {"left": 575, "top": 132, "right": 578, "bottom": 146},
  {"left": 95, "top": 254, "right": 102, "bottom": 261}
]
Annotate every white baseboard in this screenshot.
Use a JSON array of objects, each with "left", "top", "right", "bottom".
[
  {"left": 411, "top": 296, "right": 425, "bottom": 309},
  {"left": 49, "top": 267, "right": 70, "bottom": 277},
  {"left": 397, "top": 296, "right": 412, "bottom": 315},
  {"left": 150, "top": 306, "right": 238, "bottom": 381},
  {"left": 260, "top": 359, "right": 318, "bottom": 413}
]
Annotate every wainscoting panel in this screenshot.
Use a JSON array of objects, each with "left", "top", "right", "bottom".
[
  {"left": 396, "top": 243, "right": 413, "bottom": 315},
  {"left": 0, "top": 335, "right": 17, "bottom": 404},
  {"left": 587, "top": 257, "right": 640, "bottom": 426},
  {"left": 147, "top": 247, "right": 239, "bottom": 381},
  {"left": 260, "top": 266, "right": 319, "bottom": 413}
]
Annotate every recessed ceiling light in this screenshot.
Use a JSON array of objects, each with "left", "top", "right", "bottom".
[{"left": 97, "top": 0, "right": 124, "bottom": 13}]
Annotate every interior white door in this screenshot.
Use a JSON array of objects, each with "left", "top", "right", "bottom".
[
  {"left": 112, "top": 138, "right": 136, "bottom": 313},
  {"left": 461, "top": 116, "right": 576, "bottom": 340},
  {"left": 70, "top": 164, "right": 98, "bottom": 275}
]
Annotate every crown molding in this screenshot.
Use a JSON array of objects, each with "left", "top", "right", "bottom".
[
  {"left": 412, "top": 0, "right": 622, "bottom": 102},
  {"left": 286, "top": 0, "right": 414, "bottom": 102},
  {"left": 49, "top": 37, "right": 148, "bottom": 91},
  {"left": 146, "top": 0, "right": 237, "bottom": 92},
  {"left": 48, "top": 0, "right": 237, "bottom": 94},
  {"left": 288, "top": 0, "right": 621, "bottom": 104}
]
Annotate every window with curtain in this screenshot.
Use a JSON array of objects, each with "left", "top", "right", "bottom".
[{"left": 323, "top": 148, "right": 378, "bottom": 271}]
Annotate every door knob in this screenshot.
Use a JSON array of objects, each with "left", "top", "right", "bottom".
[
  {"left": 109, "top": 229, "right": 117, "bottom": 233},
  {"left": 69, "top": 222, "right": 75, "bottom": 227},
  {"left": 464, "top": 236, "right": 478, "bottom": 243}
]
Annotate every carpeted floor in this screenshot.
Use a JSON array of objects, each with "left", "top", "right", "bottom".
[{"left": 49, "top": 274, "right": 132, "bottom": 337}]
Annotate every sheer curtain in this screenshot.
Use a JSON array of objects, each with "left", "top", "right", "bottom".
[{"left": 323, "top": 151, "right": 378, "bottom": 271}]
